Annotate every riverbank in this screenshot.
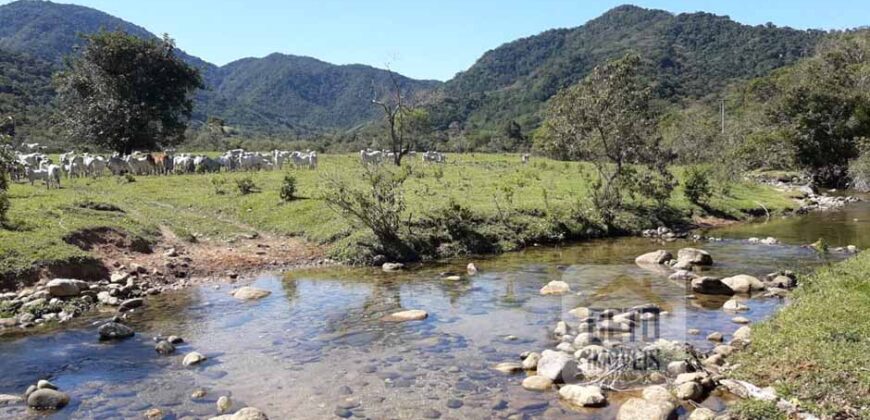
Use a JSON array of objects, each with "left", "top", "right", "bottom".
[
  {"left": 730, "top": 250, "right": 870, "bottom": 418},
  {"left": 1, "top": 154, "right": 801, "bottom": 289}
]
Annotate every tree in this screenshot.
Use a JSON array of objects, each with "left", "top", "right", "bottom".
[
  {"left": 536, "top": 53, "right": 674, "bottom": 225},
  {"left": 372, "top": 71, "right": 429, "bottom": 165},
  {"left": 769, "top": 31, "right": 870, "bottom": 186},
  {"left": 54, "top": 31, "right": 203, "bottom": 154}
]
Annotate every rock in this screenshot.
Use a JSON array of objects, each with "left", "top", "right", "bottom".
[
  {"left": 573, "top": 332, "right": 601, "bottom": 347},
  {"left": 167, "top": 335, "right": 184, "bottom": 344},
  {"left": 847, "top": 245, "right": 858, "bottom": 253},
  {"left": 537, "top": 350, "right": 577, "bottom": 383},
  {"left": 182, "top": 351, "right": 207, "bottom": 366},
  {"left": 666, "top": 361, "right": 688, "bottom": 375},
  {"left": 687, "top": 328, "right": 700, "bottom": 335},
  {"left": 688, "top": 407, "right": 716, "bottom": 420},
  {"left": 539, "top": 280, "right": 571, "bottom": 295},
  {"left": 98, "top": 322, "right": 134, "bottom": 340},
  {"left": 668, "top": 270, "right": 697, "bottom": 281},
  {"left": 723, "top": 298, "right": 749, "bottom": 311},
  {"left": 493, "top": 362, "right": 523, "bottom": 374},
  {"left": 191, "top": 389, "right": 207, "bottom": 399},
  {"left": 466, "top": 263, "right": 478, "bottom": 275},
  {"left": 443, "top": 275, "right": 462, "bottom": 281},
  {"left": 766, "top": 274, "right": 797, "bottom": 289},
  {"left": 217, "top": 395, "right": 232, "bottom": 413},
  {"left": 119, "top": 298, "right": 144, "bottom": 312},
  {"left": 706, "top": 332, "right": 723, "bottom": 342},
  {"left": 446, "top": 399, "right": 463, "bottom": 409},
  {"left": 760, "top": 237, "right": 779, "bottom": 245},
  {"left": 231, "top": 287, "right": 271, "bottom": 300},
  {"left": 383, "top": 309, "right": 428, "bottom": 322},
  {"left": 674, "top": 372, "right": 710, "bottom": 387},
  {"left": 522, "top": 352, "right": 541, "bottom": 370},
  {"left": 164, "top": 248, "right": 178, "bottom": 257},
  {"left": 721, "top": 275, "right": 765, "bottom": 294},
  {"left": 556, "top": 342, "right": 574, "bottom": 353},
  {"left": 675, "top": 381, "right": 703, "bottom": 400},
  {"left": 568, "top": 307, "right": 590, "bottom": 318},
  {"left": 733, "top": 326, "right": 752, "bottom": 341},
  {"left": 617, "top": 390, "right": 675, "bottom": 420},
  {"left": 46, "top": 279, "right": 81, "bottom": 297},
  {"left": 23, "top": 298, "right": 46, "bottom": 308},
  {"left": 691, "top": 277, "right": 734, "bottom": 296},
  {"left": 713, "top": 345, "right": 735, "bottom": 356},
  {"left": 598, "top": 319, "right": 631, "bottom": 332},
  {"left": 677, "top": 248, "right": 713, "bottom": 266},
  {"left": 36, "top": 380, "right": 57, "bottom": 390},
  {"left": 558, "top": 384, "right": 606, "bottom": 407},
  {"left": 209, "top": 407, "right": 269, "bottom": 420},
  {"left": 144, "top": 408, "right": 164, "bottom": 419},
  {"left": 110, "top": 272, "right": 130, "bottom": 284},
  {"left": 421, "top": 408, "right": 441, "bottom": 419},
  {"left": 521, "top": 375, "right": 553, "bottom": 391},
  {"left": 26, "top": 389, "right": 70, "bottom": 410},
  {"left": 155, "top": 341, "right": 176, "bottom": 355},
  {"left": 0, "top": 318, "right": 16, "bottom": 328},
  {"left": 732, "top": 316, "right": 751, "bottom": 324},
  {"left": 635, "top": 250, "right": 673, "bottom": 265},
  {"left": 553, "top": 321, "right": 568, "bottom": 336},
  {"left": 24, "top": 385, "right": 36, "bottom": 397},
  {"left": 382, "top": 262, "right": 404, "bottom": 272}
]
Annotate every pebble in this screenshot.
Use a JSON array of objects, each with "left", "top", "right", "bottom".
[
  {"left": 334, "top": 408, "right": 353, "bottom": 418},
  {"left": 182, "top": 352, "right": 207, "bottom": 366},
  {"left": 446, "top": 399, "right": 463, "bottom": 409},
  {"left": 521, "top": 375, "right": 553, "bottom": 391},
  {"left": 731, "top": 316, "right": 751, "bottom": 324},
  {"left": 493, "top": 362, "right": 523, "bottom": 374},
  {"left": 706, "top": 332, "right": 724, "bottom": 342},
  {"left": 383, "top": 309, "right": 428, "bottom": 322}
]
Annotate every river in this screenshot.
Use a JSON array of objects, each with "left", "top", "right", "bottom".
[{"left": 2, "top": 201, "right": 869, "bottom": 419}]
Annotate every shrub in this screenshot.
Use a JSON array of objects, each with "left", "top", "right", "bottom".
[
  {"left": 279, "top": 174, "right": 297, "bottom": 202},
  {"left": 211, "top": 176, "right": 229, "bottom": 195},
  {"left": 683, "top": 166, "right": 713, "bottom": 205},
  {"left": 235, "top": 176, "right": 257, "bottom": 195},
  {"left": 848, "top": 150, "right": 870, "bottom": 192}
]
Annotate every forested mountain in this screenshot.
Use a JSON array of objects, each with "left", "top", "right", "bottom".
[
  {"left": 430, "top": 5, "right": 826, "bottom": 134},
  {"left": 0, "top": 0, "right": 437, "bottom": 141}
]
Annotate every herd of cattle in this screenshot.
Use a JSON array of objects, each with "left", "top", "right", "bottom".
[{"left": 8, "top": 149, "right": 319, "bottom": 188}]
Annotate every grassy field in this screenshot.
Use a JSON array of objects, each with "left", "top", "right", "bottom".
[
  {"left": 732, "top": 251, "right": 870, "bottom": 419},
  {"left": 0, "top": 153, "right": 798, "bottom": 280}
]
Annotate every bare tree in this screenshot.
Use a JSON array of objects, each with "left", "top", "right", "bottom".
[{"left": 371, "top": 68, "right": 429, "bottom": 165}]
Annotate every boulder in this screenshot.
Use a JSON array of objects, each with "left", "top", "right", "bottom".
[
  {"left": 383, "top": 309, "right": 428, "bottom": 322},
  {"left": 110, "top": 272, "right": 130, "bottom": 284},
  {"left": 635, "top": 250, "right": 673, "bottom": 265},
  {"left": 688, "top": 407, "right": 716, "bottom": 420},
  {"left": 119, "top": 298, "right": 145, "bottom": 312},
  {"left": 706, "top": 332, "right": 723, "bottom": 342},
  {"left": 521, "top": 375, "right": 553, "bottom": 391},
  {"left": 46, "top": 279, "right": 81, "bottom": 297},
  {"left": 733, "top": 326, "right": 752, "bottom": 341},
  {"left": 466, "top": 263, "right": 478, "bottom": 275},
  {"left": 721, "top": 275, "right": 765, "bottom": 294},
  {"left": 617, "top": 386, "right": 676, "bottom": 420},
  {"left": 691, "top": 277, "right": 734, "bottom": 295},
  {"left": 766, "top": 275, "right": 796, "bottom": 289},
  {"left": 675, "top": 381, "right": 703, "bottom": 400},
  {"left": 98, "top": 322, "right": 134, "bottom": 340},
  {"left": 558, "top": 384, "right": 606, "bottom": 407},
  {"left": 209, "top": 407, "right": 269, "bottom": 420},
  {"left": 493, "top": 362, "right": 523, "bottom": 374},
  {"left": 568, "top": 307, "right": 590, "bottom": 318},
  {"left": 573, "top": 333, "right": 601, "bottom": 347},
  {"left": 537, "top": 350, "right": 577, "bottom": 383},
  {"left": 521, "top": 352, "right": 541, "bottom": 370},
  {"left": 26, "top": 389, "right": 70, "bottom": 410},
  {"left": 539, "top": 280, "right": 571, "bottom": 295},
  {"left": 382, "top": 262, "right": 404, "bottom": 272},
  {"left": 217, "top": 395, "right": 233, "bottom": 413},
  {"left": 668, "top": 270, "right": 697, "bottom": 281},
  {"left": 553, "top": 321, "right": 568, "bottom": 336},
  {"left": 677, "top": 248, "right": 713, "bottom": 266},
  {"left": 231, "top": 287, "right": 271, "bottom": 300},
  {"left": 182, "top": 351, "right": 207, "bottom": 366},
  {"left": 155, "top": 340, "right": 176, "bottom": 355},
  {"left": 666, "top": 361, "right": 688, "bottom": 375},
  {"left": 723, "top": 298, "right": 749, "bottom": 312},
  {"left": 732, "top": 316, "right": 751, "bottom": 324}
]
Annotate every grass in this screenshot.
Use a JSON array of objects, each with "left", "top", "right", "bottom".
[
  {"left": 731, "top": 251, "right": 870, "bottom": 418},
  {"left": 1, "top": 153, "right": 797, "bottom": 278}
]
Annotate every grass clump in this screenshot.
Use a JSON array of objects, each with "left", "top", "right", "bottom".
[{"left": 731, "top": 251, "right": 870, "bottom": 418}]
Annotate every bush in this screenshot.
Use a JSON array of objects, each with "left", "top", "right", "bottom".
[
  {"left": 731, "top": 400, "right": 786, "bottom": 420},
  {"left": 235, "top": 176, "right": 257, "bottom": 195},
  {"left": 848, "top": 150, "right": 870, "bottom": 192},
  {"left": 683, "top": 166, "right": 713, "bottom": 205},
  {"left": 211, "top": 176, "right": 229, "bottom": 195},
  {"left": 279, "top": 174, "right": 297, "bottom": 202}
]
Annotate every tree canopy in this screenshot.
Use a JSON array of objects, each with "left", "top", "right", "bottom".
[{"left": 54, "top": 31, "right": 203, "bottom": 153}]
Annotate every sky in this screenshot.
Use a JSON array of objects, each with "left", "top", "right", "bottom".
[{"left": 3, "top": 0, "right": 867, "bottom": 80}]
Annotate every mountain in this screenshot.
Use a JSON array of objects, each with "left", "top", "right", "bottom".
[
  {"left": 0, "top": 0, "right": 438, "bottom": 140},
  {"left": 429, "top": 5, "right": 826, "bottom": 134}
]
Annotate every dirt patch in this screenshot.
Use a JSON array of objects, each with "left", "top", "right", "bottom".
[
  {"left": 0, "top": 256, "right": 108, "bottom": 292},
  {"left": 63, "top": 227, "right": 154, "bottom": 254}
]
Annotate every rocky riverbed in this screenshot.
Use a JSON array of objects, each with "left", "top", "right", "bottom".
[{"left": 2, "top": 199, "right": 869, "bottom": 418}]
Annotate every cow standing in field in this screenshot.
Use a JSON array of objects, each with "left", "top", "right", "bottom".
[
  {"left": 521, "top": 154, "right": 530, "bottom": 164},
  {"left": 25, "top": 163, "right": 61, "bottom": 189},
  {"left": 422, "top": 151, "right": 445, "bottom": 163},
  {"left": 360, "top": 149, "right": 383, "bottom": 165},
  {"left": 82, "top": 154, "right": 107, "bottom": 177}
]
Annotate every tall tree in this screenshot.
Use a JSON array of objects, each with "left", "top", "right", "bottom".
[
  {"left": 54, "top": 31, "right": 203, "bottom": 154},
  {"left": 372, "top": 71, "right": 430, "bottom": 165},
  {"left": 536, "top": 53, "right": 673, "bottom": 225}
]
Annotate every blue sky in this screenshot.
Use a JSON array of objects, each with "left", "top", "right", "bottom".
[{"left": 4, "top": 0, "right": 867, "bottom": 80}]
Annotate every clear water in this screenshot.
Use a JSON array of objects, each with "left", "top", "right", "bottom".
[{"left": 1, "top": 202, "right": 865, "bottom": 419}]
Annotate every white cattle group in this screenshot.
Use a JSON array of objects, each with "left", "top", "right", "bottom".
[
  {"left": 8, "top": 148, "right": 318, "bottom": 188},
  {"left": 360, "top": 149, "right": 442, "bottom": 165}
]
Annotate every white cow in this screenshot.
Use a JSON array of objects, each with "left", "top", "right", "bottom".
[
  {"left": 25, "top": 164, "right": 61, "bottom": 188},
  {"left": 521, "top": 153, "right": 530, "bottom": 164},
  {"left": 83, "top": 154, "right": 107, "bottom": 177},
  {"left": 360, "top": 150, "right": 383, "bottom": 165},
  {"left": 107, "top": 155, "right": 128, "bottom": 176},
  {"left": 422, "top": 151, "right": 445, "bottom": 163}
]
